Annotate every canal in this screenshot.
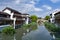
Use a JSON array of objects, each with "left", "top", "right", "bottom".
[
  {"left": 0, "top": 23, "right": 53, "bottom": 40},
  {"left": 22, "top": 23, "right": 53, "bottom": 40}
]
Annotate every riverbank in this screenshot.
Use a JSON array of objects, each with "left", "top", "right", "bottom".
[
  {"left": 0, "top": 22, "right": 54, "bottom": 40},
  {"left": 44, "top": 22, "right": 60, "bottom": 40}
]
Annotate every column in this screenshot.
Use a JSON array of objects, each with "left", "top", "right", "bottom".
[
  {"left": 13, "top": 20, "right": 15, "bottom": 29},
  {"left": 13, "top": 18, "right": 16, "bottom": 29},
  {"left": 26, "top": 17, "right": 29, "bottom": 24}
]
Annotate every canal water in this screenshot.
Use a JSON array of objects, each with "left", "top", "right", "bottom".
[
  {"left": 22, "top": 24, "right": 53, "bottom": 40},
  {"left": 0, "top": 23, "right": 53, "bottom": 40}
]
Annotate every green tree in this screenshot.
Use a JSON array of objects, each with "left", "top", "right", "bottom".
[
  {"left": 30, "top": 15, "right": 38, "bottom": 22},
  {"left": 45, "top": 16, "right": 50, "bottom": 20}
]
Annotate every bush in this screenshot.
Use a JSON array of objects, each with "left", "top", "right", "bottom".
[
  {"left": 22, "top": 22, "right": 37, "bottom": 30},
  {"left": 30, "top": 22, "right": 37, "bottom": 30},
  {"left": 2, "top": 26, "right": 15, "bottom": 35},
  {"left": 22, "top": 24, "right": 31, "bottom": 30},
  {"left": 30, "top": 22, "right": 37, "bottom": 27},
  {"left": 44, "top": 22, "right": 60, "bottom": 33}
]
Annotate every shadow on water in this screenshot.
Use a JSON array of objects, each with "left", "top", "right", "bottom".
[{"left": 0, "top": 23, "right": 53, "bottom": 40}]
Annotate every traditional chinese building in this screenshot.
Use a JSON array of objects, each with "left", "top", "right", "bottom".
[
  {"left": 50, "top": 9, "right": 60, "bottom": 23},
  {"left": 0, "top": 7, "right": 29, "bottom": 29}
]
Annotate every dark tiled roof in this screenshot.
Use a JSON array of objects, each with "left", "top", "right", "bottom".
[
  {"left": 2, "top": 7, "right": 21, "bottom": 14},
  {"left": 2, "top": 7, "right": 29, "bottom": 16},
  {"left": 54, "top": 12, "right": 60, "bottom": 15}
]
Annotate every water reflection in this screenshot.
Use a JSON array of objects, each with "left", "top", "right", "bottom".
[
  {"left": 0, "top": 34, "right": 14, "bottom": 40},
  {"left": 51, "top": 22, "right": 60, "bottom": 40},
  {"left": 55, "top": 23, "right": 60, "bottom": 27},
  {"left": 22, "top": 23, "right": 53, "bottom": 40},
  {"left": 0, "top": 24, "right": 37, "bottom": 40},
  {"left": 0, "top": 23, "right": 53, "bottom": 40},
  {"left": 50, "top": 32, "right": 60, "bottom": 40}
]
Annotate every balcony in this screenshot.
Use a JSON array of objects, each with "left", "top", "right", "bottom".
[
  {"left": 17, "top": 18, "right": 25, "bottom": 20},
  {"left": 0, "top": 17, "right": 11, "bottom": 20},
  {"left": 21, "top": 15, "right": 29, "bottom": 17},
  {"left": 0, "top": 17, "right": 26, "bottom": 21}
]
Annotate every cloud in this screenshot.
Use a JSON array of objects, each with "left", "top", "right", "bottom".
[
  {"left": 50, "top": 0, "right": 60, "bottom": 3},
  {"left": 51, "top": 8, "right": 60, "bottom": 14},
  {"left": 19, "top": 0, "right": 43, "bottom": 13},
  {"left": 42, "top": 5, "right": 52, "bottom": 10},
  {"left": 34, "top": 8, "right": 43, "bottom": 11},
  {"left": 32, "top": 0, "right": 40, "bottom": 3},
  {"left": 0, "top": 0, "right": 48, "bottom": 17},
  {"left": 23, "top": 4, "right": 43, "bottom": 13},
  {"left": 30, "top": 1, "right": 35, "bottom": 4},
  {"left": 15, "top": 0, "right": 20, "bottom": 4}
]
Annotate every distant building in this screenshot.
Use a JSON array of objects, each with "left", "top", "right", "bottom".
[{"left": 0, "top": 7, "right": 29, "bottom": 29}]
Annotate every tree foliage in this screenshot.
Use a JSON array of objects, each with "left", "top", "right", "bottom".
[
  {"left": 45, "top": 16, "right": 50, "bottom": 20},
  {"left": 30, "top": 15, "right": 38, "bottom": 22}
]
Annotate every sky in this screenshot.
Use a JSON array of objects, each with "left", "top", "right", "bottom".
[{"left": 0, "top": 0, "right": 60, "bottom": 18}]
